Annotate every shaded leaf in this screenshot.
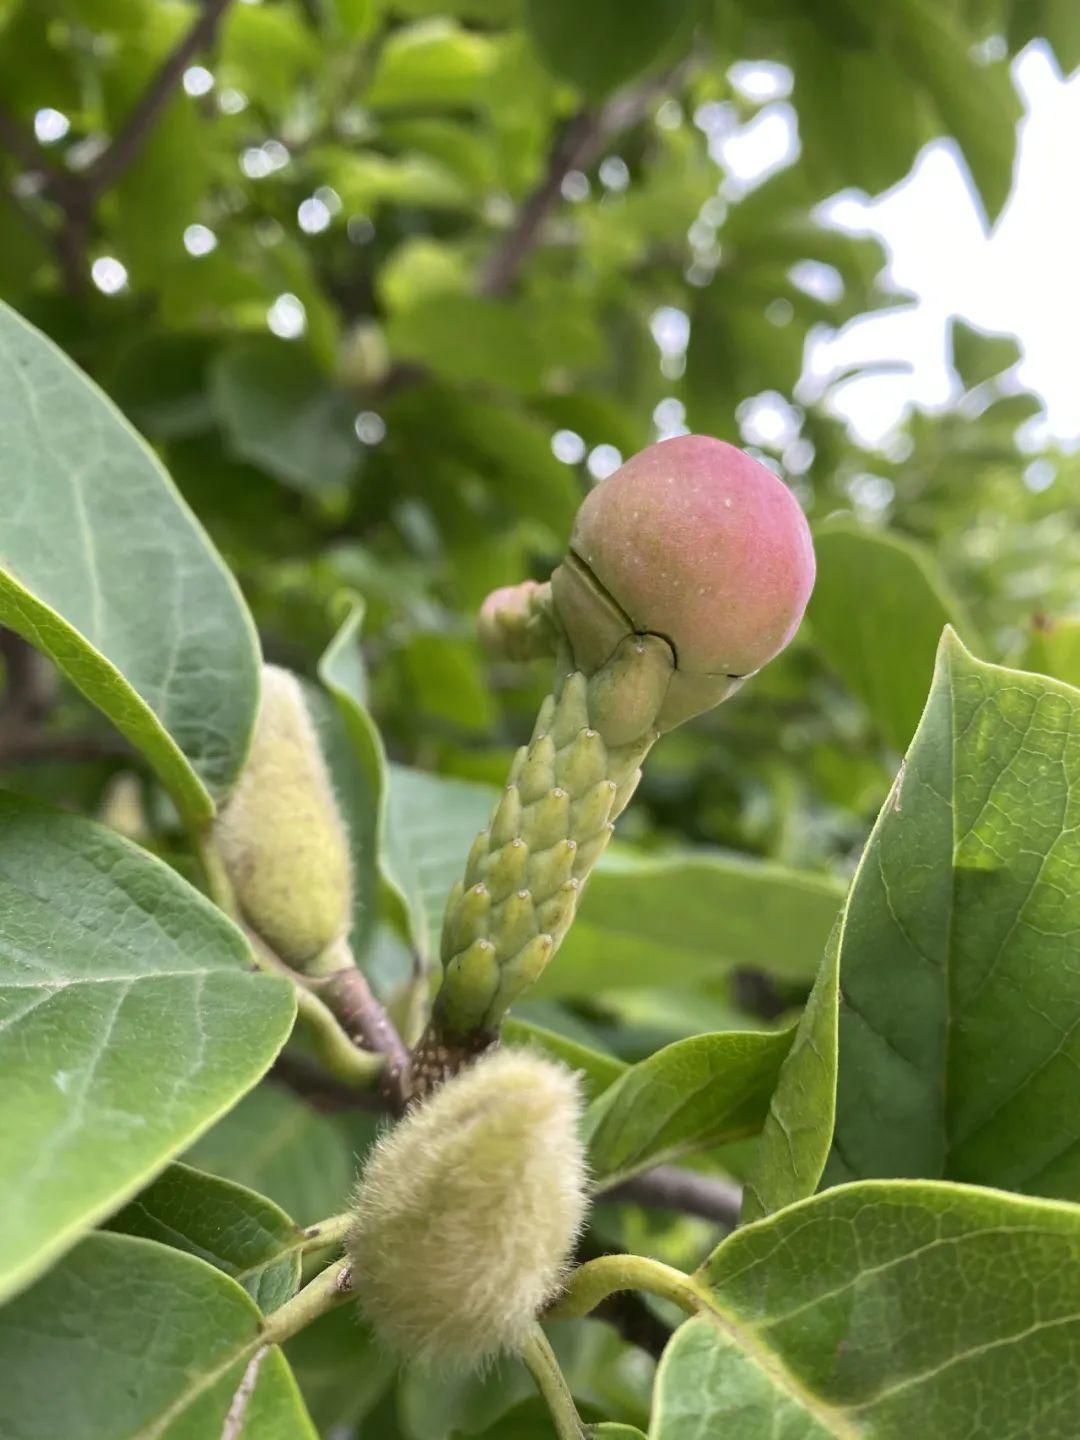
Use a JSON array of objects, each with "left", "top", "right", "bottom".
[
  {"left": 809, "top": 519, "right": 982, "bottom": 751},
  {"left": 524, "top": 0, "right": 694, "bottom": 97},
  {"left": 107, "top": 1161, "right": 303, "bottom": 1313},
  {"left": 823, "top": 631, "right": 1080, "bottom": 1201},
  {"left": 0, "top": 1232, "right": 317, "bottom": 1439},
  {"left": 537, "top": 850, "right": 844, "bottom": 998},
  {"left": 0, "top": 301, "right": 259, "bottom": 819},
  {"left": 740, "top": 924, "right": 840, "bottom": 1223},
  {"left": 210, "top": 337, "right": 360, "bottom": 495},
  {"left": 585, "top": 1027, "right": 794, "bottom": 1187},
  {"left": 184, "top": 1083, "right": 360, "bottom": 1228},
  {"left": 0, "top": 795, "right": 295, "bottom": 1304}
]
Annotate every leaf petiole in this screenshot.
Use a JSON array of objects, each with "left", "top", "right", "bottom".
[{"left": 546, "top": 1253, "right": 709, "bottom": 1322}]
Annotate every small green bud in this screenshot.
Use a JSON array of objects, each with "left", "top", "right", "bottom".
[
  {"left": 347, "top": 1050, "right": 587, "bottom": 1369},
  {"left": 215, "top": 666, "right": 351, "bottom": 968}
]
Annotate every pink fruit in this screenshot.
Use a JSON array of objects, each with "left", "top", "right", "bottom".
[{"left": 551, "top": 435, "right": 815, "bottom": 725}]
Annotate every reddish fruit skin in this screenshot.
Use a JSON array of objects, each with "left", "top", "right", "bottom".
[{"left": 569, "top": 435, "right": 815, "bottom": 679}]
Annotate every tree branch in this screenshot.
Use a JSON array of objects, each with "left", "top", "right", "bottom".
[
  {"left": 478, "top": 57, "right": 696, "bottom": 299},
  {"left": 603, "top": 1166, "right": 742, "bottom": 1230},
  {"left": 83, "top": 0, "right": 235, "bottom": 199},
  {"left": 0, "top": 0, "right": 234, "bottom": 293}
]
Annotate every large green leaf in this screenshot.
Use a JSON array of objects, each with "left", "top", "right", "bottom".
[
  {"left": 0, "top": 301, "right": 259, "bottom": 820},
  {"left": 664, "top": 1181, "right": 1080, "bottom": 1439},
  {"left": 184, "top": 1083, "right": 361, "bottom": 1228},
  {"left": 585, "top": 1028, "right": 794, "bottom": 1187},
  {"left": 536, "top": 850, "right": 844, "bottom": 998},
  {"left": 809, "top": 520, "right": 981, "bottom": 751},
  {"left": 0, "top": 1232, "right": 318, "bottom": 1439},
  {"left": 740, "top": 924, "right": 840, "bottom": 1224},
  {"left": 0, "top": 795, "right": 296, "bottom": 1303},
  {"left": 823, "top": 631, "right": 1080, "bottom": 1201},
  {"left": 108, "top": 1161, "right": 303, "bottom": 1313}
]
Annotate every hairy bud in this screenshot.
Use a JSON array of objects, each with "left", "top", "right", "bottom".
[
  {"left": 216, "top": 665, "right": 351, "bottom": 968},
  {"left": 347, "top": 1050, "right": 587, "bottom": 1369},
  {"left": 552, "top": 435, "right": 815, "bottom": 728}
]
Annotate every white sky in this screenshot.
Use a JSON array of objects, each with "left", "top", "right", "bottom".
[{"left": 801, "top": 44, "right": 1080, "bottom": 450}]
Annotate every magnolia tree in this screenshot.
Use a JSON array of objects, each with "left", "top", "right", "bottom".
[{"left": 1, "top": 302, "right": 1080, "bottom": 1439}]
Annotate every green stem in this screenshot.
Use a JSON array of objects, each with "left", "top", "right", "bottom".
[
  {"left": 520, "top": 1326, "right": 587, "bottom": 1440},
  {"left": 192, "top": 823, "right": 238, "bottom": 916},
  {"left": 294, "top": 985, "right": 385, "bottom": 1087},
  {"left": 545, "top": 1254, "right": 709, "bottom": 1322},
  {"left": 242, "top": 922, "right": 385, "bottom": 1088},
  {"left": 297, "top": 1212, "right": 352, "bottom": 1255},
  {"left": 261, "top": 1258, "right": 352, "bottom": 1346}
]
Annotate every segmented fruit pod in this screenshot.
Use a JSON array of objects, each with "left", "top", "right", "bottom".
[{"left": 409, "top": 435, "right": 816, "bottom": 1098}]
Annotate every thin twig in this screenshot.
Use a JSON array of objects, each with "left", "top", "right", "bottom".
[
  {"left": 478, "top": 57, "right": 697, "bottom": 299},
  {"left": 602, "top": 1166, "right": 742, "bottom": 1230},
  {"left": 83, "top": 0, "right": 235, "bottom": 199}
]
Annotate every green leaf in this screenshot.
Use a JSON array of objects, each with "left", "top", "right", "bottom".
[
  {"left": 366, "top": 19, "right": 501, "bottom": 108},
  {"left": 503, "top": 1016, "right": 627, "bottom": 1100},
  {"left": 107, "top": 1161, "right": 303, "bottom": 1313},
  {"left": 221, "top": 0, "right": 321, "bottom": 101},
  {"left": 385, "top": 764, "right": 497, "bottom": 962},
  {"left": 1018, "top": 617, "right": 1080, "bottom": 689},
  {"left": 1009, "top": 0, "right": 1080, "bottom": 73},
  {"left": 740, "top": 925, "right": 840, "bottom": 1224},
  {"left": 536, "top": 850, "right": 844, "bottom": 998},
  {"left": 950, "top": 317, "right": 1022, "bottom": 389},
  {"left": 595, "top": 1429, "right": 648, "bottom": 1439},
  {"left": 809, "top": 519, "right": 982, "bottom": 751},
  {"left": 0, "top": 795, "right": 295, "bottom": 1304},
  {"left": 0, "top": 301, "right": 259, "bottom": 819},
  {"left": 673, "top": 1181, "right": 1080, "bottom": 1439},
  {"left": 285, "top": 1309, "right": 396, "bottom": 1435},
  {"left": 889, "top": 0, "right": 1021, "bottom": 222},
  {"left": 524, "top": 0, "right": 694, "bottom": 97},
  {"left": 823, "top": 631, "right": 1080, "bottom": 1201},
  {"left": 184, "top": 1083, "right": 360, "bottom": 1228},
  {"left": 210, "top": 337, "right": 360, "bottom": 495},
  {"left": 585, "top": 1027, "right": 794, "bottom": 1187},
  {"left": 386, "top": 293, "right": 604, "bottom": 395},
  {"left": 0, "top": 1232, "right": 317, "bottom": 1439}
]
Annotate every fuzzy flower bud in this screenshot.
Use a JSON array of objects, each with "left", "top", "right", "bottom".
[
  {"left": 347, "top": 1050, "right": 587, "bottom": 1369},
  {"left": 215, "top": 665, "right": 352, "bottom": 968},
  {"left": 551, "top": 435, "right": 815, "bottom": 728}
]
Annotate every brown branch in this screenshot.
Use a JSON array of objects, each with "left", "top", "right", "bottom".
[
  {"left": 83, "top": 0, "right": 234, "bottom": 199},
  {"left": 478, "top": 57, "right": 697, "bottom": 299},
  {"left": 0, "top": 1, "right": 233, "bottom": 294},
  {"left": 312, "top": 963, "right": 410, "bottom": 1112},
  {"left": 604, "top": 1166, "right": 741, "bottom": 1230}
]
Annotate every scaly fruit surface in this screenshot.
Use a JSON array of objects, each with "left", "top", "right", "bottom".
[{"left": 410, "top": 634, "right": 673, "bottom": 1094}]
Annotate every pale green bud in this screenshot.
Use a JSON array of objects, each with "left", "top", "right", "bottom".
[
  {"left": 215, "top": 666, "right": 351, "bottom": 968},
  {"left": 347, "top": 1050, "right": 587, "bottom": 1370}
]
